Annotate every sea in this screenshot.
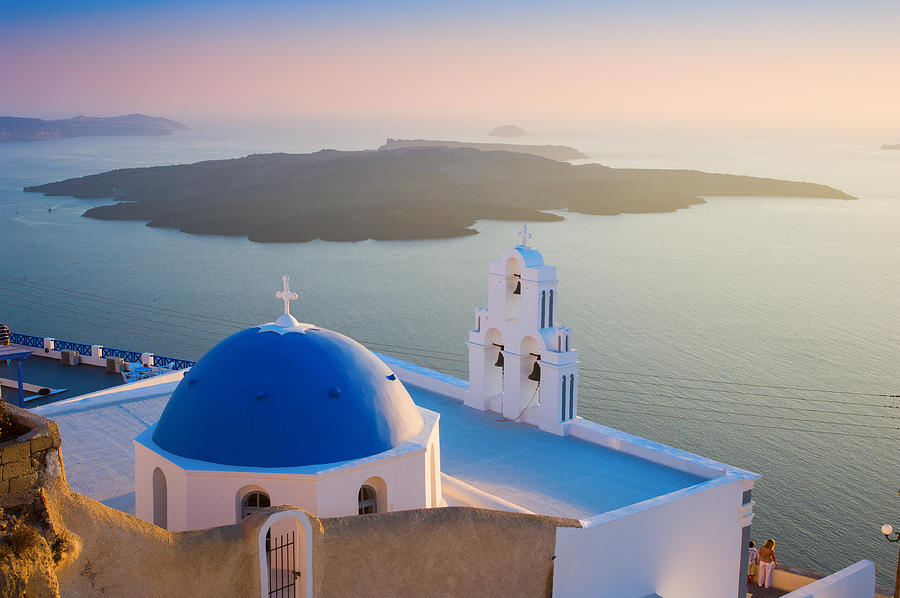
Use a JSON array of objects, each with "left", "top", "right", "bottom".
[{"left": 0, "top": 127, "right": 897, "bottom": 588}]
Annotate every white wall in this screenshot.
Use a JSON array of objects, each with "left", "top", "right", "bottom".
[
  {"left": 135, "top": 436, "right": 439, "bottom": 530},
  {"left": 553, "top": 475, "right": 744, "bottom": 598},
  {"left": 441, "top": 474, "right": 532, "bottom": 513},
  {"left": 379, "top": 355, "right": 467, "bottom": 401},
  {"left": 781, "top": 561, "right": 876, "bottom": 598},
  {"left": 135, "top": 442, "right": 190, "bottom": 530},
  {"left": 569, "top": 418, "right": 737, "bottom": 480},
  {"left": 312, "top": 450, "right": 428, "bottom": 517},
  {"left": 184, "top": 473, "right": 318, "bottom": 530}
]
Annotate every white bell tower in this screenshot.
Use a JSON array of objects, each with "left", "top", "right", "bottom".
[{"left": 464, "top": 226, "right": 579, "bottom": 436}]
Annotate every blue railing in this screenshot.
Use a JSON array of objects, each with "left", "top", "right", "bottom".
[
  {"left": 12, "top": 332, "right": 195, "bottom": 370},
  {"left": 153, "top": 355, "right": 195, "bottom": 370},
  {"left": 102, "top": 347, "right": 142, "bottom": 363},
  {"left": 53, "top": 339, "right": 92, "bottom": 355},
  {"left": 10, "top": 333, "right": 43, "bottom": 348}
]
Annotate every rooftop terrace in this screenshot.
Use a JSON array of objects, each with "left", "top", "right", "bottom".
[
  {"left": 1, "top": 351, "right": 123, "bottom": 407},
  {"left": 36, "top": 366, "right": 708, "bottom": 520},
  {"left": 410, "top": 387, "right": 705, "bottom": 519}
]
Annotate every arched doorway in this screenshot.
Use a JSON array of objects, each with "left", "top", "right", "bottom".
[
  {"left": 484, "top": 328, "right": 504, "bottom": 402},
  {"left": 258, "top": 510, "right": 314, "bottom": 598},
  {"left": 152, "top": 467, "right": 167, "bottom": 529}
]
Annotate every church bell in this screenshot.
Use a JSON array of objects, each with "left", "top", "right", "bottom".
[
  {"left": 527, "top": 361, "right": 541, "bottom": 382},
  {"left": 494, "top": 351, "right": 505, "bottom": 368},
  {"left": 513, "top": 280, "right": 521, "bottom": 295}
]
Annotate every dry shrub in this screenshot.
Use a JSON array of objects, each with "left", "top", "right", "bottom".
[
  {"left": 7, "top": 523, "right": 41, "bottom": 555},
  {"left": 50, "top": 532, "right": 68, "bottom": 563}
]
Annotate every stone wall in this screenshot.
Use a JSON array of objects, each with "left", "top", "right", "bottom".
[
  {"left": 312, "top": 507, "right": 580, "bottom": 598},
  {"left": 48, "top": 483, "right": 262, "bottom": 598},
  {"left": 0, "top": 404, "right": 62, "bottom": 499}
]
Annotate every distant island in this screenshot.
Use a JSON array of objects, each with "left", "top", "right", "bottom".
[
  {"left": 24, "top": 146, "right": 855, "bottom": 243},
  {"left": 378, "top": 138, "right": 588, "bottom": 161},
  {"left": 881, "top": 144, "right": 900, "bottom": 150},
  {"left": 489, "top": 125, "right": 528, "bottom": 137},
  {"left": 0, "top": 114, "right": 187, "bottom": 142}
]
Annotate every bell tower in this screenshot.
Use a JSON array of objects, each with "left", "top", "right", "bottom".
[{"left": 464, "top": 227, "right": 579, "bottom": 436}]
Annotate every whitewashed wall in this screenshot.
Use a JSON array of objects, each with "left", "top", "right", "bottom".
[
  {"left": 135, "top": 433, "right": 439, "bottom": 530},
  {"left": 781, "top": 561, "right": 876, "bottom": 598},
  {"left": 553, "top": 475, "right": 745, "bottom": 598},
  {"left": 377, "top": 353, "right": 467, "bottom": 401},
  {"left": 134, "top": 441, "right": 190, "bottom": 529},
  {"left": 311, "top": 438, "right": 437, "bottom": 517}
]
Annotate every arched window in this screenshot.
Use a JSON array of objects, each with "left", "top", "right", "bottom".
[
  {"left": 358, "top": 485, "right": 377, "bottom": 515},
  {"left": 541, "top": 291, "right": 547, "bottom": 328},
  {"left": 569, "top": 374, "right": 575, "bottom": 419},
  {"left": 505, "top": 258, "right": 521, "bottom": 320},
  {"left": 241, "top": 491, "right": 271, "bottom": 520},
  {"left": 152, "top": 467, "right": 167, "bottom": 529},
  {"left": 548, "top": 290, "right": 554, "bottom": 327},
  {"left": 561, "top": 376, "right": 567, "bottom": 420}
]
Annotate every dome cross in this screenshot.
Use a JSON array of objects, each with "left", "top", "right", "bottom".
[
  {"left": 516, "top": 224, "right": 533, "bottom": 247},
  {"left": 276, "top": 275, "right": 298, "bottom": 316}
]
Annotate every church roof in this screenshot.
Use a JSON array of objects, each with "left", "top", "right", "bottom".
[{"left": 151, "top": 322, "right": 424, "bottom": 468}]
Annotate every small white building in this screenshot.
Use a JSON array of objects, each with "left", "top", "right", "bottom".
[{"left": 133, "top": 284, "right": 442, "bottom": 531}]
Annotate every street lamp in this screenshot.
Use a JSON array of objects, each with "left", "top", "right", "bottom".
[{"left": 883, "top": 522, "right": 900, "bottom": 598}]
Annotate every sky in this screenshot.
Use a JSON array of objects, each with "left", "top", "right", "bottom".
[{"left": 2, "top": 0, "right": 898, "bottom": 139}]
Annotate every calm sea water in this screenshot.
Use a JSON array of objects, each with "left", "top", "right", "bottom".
[{"left": 0, "top": 129, "right": 897, "bottom": 587}]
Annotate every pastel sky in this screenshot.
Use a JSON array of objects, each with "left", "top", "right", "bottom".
[{"left": 2, "top": 0, "right": 898, "bottom": 137}]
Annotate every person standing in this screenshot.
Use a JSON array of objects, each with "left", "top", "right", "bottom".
[
  {"left": 758, "top": 538, "right": 777, "bottom": 588},
  {"left": 748, "top": 540, "right": 760, "bottom": 585}
]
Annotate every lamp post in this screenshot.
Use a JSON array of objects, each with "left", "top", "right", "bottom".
[{"left": 883, "top": 522, "right": 900, "bottom": 598}]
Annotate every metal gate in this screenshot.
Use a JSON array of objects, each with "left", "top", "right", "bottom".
[{"left": 267, "top": 530, "right": 298, "bottom": 597}]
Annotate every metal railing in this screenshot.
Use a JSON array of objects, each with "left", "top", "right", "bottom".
[
  {"left": 10, "top": 333, "right": 43, "bottom": 348},
  {"left": 11, "top": 332, "right": 195, "bottom": 370},
  {"left": 101, "top": 347, "right": 143, "bottom": 363},
  {"left": 153, "top": 355, "right": 195, "bottom": 370},
  {"left": 52, "top": 339, "right": 92, "bottom": 355}
]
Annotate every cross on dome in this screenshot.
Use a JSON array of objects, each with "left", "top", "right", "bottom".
[
  {"left": 276, "top": 275, "right": 298, "bottom": 316},
  {"left": 516, "top": 224, "right": 533, "bottom": 247}
]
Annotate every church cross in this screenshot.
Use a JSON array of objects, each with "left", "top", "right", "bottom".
[
  {"left": 516, "top": 224, "right": 533, "bottom": 247},
  {"left": 275, "top": 275, "right": 298, "bottom": 316}
]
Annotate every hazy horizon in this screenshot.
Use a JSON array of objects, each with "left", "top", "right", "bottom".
[{"left": 2, "top": 0, "right": 898, "bottom": 142}]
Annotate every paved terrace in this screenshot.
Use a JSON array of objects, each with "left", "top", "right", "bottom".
[
  {"left": 1, "top": 351, "right": 123, "bottom": 406},
  {"left": 408, "top": 386, "right": 706, "bottom": 519}
]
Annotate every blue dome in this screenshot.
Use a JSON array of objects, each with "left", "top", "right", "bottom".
[{"left": 152, "top": 324, "right": 424, "bottom": 467}]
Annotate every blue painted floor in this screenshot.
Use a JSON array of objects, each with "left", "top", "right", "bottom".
[{"left": 409, "top": 385, "right": 706, "bottom": 519}]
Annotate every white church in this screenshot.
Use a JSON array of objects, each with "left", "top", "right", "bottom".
[{"left": 40, "top": 229, "right": 777, "bottom": 598}]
